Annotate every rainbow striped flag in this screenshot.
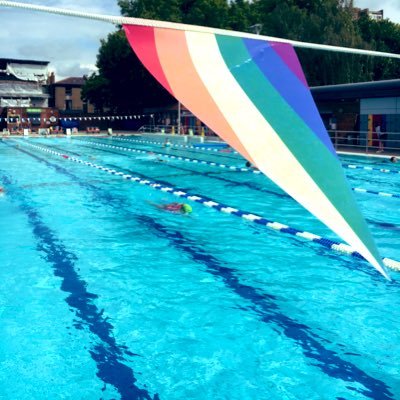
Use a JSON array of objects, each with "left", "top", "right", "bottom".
[{"left": 124, "top": 24, "right": 388, "bottom": 278}]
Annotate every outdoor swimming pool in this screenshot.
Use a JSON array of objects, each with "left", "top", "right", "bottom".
[{"left": 0, "top": 135, "right": 399, "bottom": 399}]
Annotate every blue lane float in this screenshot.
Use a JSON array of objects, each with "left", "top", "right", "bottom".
[
  {"left": 192, "top": 142, "right": 229, "bottom": 148},
  {"left": 115, "top": 137, "right": 400, "bottom": 176},
  {"left": 113, "top": 135, "right": 239, "bottom": 154},
  {"left": 75, "top": 138, "right": 400, "bottom": 201},
  {"left": 343, "top": 163, "right": 400, "bottom": 175},
  {"left": 73, "top": 137, "right": 259, "bottom": 173},
  {"left": 15, "top": 139, "right": 400, "bottom": 272}
]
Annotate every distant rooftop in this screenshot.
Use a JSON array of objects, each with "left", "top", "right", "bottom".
[
  {"left": 311, "top": 79, "right": 400, "bottom": 100},
  {"left": 54, "top": 77, "right": 86, "bottom": 86},
  {"left": 0, "top": 58, "right": 49, "bottom": 69}
]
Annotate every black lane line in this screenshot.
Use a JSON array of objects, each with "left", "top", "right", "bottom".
[
  {"left": 12, "top": 140, "right": 400, "bottom": 397},
  {"left": 19, "top": 179, "right": 109, "bottom": 189},
  {"left": 1, "top": 143, "right": 158, "bottom": 400},
  {"left": 138, "top": 215, "right": 395, "bottom": 400}
]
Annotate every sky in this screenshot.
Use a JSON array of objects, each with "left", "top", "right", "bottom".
[
  {"left": 0, "top": 1, "right": 121, "bottom": 80},
  {"left": 354, "top": 0, "right": 400, "bottom": 23},
  {"left": 0, "top": 0, "right": 399, "bottom": 81}
]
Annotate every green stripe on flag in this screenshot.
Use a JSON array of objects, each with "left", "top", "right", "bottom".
[{"left": 216, "top": 34, "right": 380, "bottom": 258}]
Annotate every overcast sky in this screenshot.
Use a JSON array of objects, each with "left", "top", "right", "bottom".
[
  {"left": 354, "top": 0, "right": 400, "bottom": 23},
  {"left": 0, "top": 1, "right": 121, "bottom": 80},
  {"left": 0, "top": 0, "right": 399, "bottom": 81}
]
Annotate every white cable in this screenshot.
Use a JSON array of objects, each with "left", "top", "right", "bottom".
[{"left": 0, "top": 0, "right": 400, "bottom": 58}]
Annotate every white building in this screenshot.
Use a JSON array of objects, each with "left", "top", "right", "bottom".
[{"left": 0, "top": 58, "right": 50, "bottom": 109}]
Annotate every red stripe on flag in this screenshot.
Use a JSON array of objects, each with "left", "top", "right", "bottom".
[{"left": 123, "top": 25, "right": 174, "bottom": 95}]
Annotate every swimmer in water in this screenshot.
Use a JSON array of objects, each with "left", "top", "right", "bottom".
[
  {"left": 390, "top": 156, "right": 398, "bottom": 163},
  {"left": 148, "top": 201, "right": 192, "bottom": 214},
  {"left": 0, "top": 186, "right": 5, "bottom": 196},
  {"left": 245, "top": 161, "right": 257, "bottom": 169},
  {"left": 163, "top": 139, "right": 172, "bottom": 148}
]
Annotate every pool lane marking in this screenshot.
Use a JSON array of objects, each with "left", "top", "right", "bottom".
[
  {"left": 7, "top": 141, "right": 399, "bottom": 397},
  {"left": 0, "top": 146, "right": 159, "bottom": 400},
  {"left": 343, "top": 163, "right": 400, "bottom": 175},
  {"left": 76, "top": 142, "right": 400, "bottom": 218},
  {"left": 75, "top": 138, "right": 400, "bottom": 201},
  {"left": 73, "top": 137, "right": 258, "bottom": 173},
  {"left": 5, "top": 144, "right": 394, "bottom": 398},
  {"left": 17, "top": 139, "right": 400, "bottom": 272},
  {"left": 139, "top": 214, "right": 395, "bottom": 400},
  {"left": 353, "top": 187, "right": 400, "bottom": 199},
  {"left": 113, "top": 137, "right": 400, "bottom": 175},
  {"left": 113, "top": 135, "right": 240, "bottom": 156}
]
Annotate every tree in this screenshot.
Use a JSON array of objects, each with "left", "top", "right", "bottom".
[
  {"left": 82, "top": 30, "right": 174, "bottom": 113},
  {"left": 118, "top": 0, "right": 182, "bottom": 22},
  {"left": 181, "top": 0, "right": 229, "bottom": 27},
  {"left": 356, "top": 12, "right": 400, "bottom": 81},
  {"left": 227, "top": 0, "right": 259, "bottom": 32},
  {"left": 253, "top": 0, "right": 373, "bottom": 85},
  {"left": 83, "top": 0, "right": 400, "bottom": 111},
  {"left": 84, "top": 0, "right": 234, "bottom": 112}
]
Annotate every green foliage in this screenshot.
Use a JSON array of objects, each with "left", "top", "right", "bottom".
[
  {"left": 356, "top": 14, "right": 400, "bottom": 81},
  {"left": 83, "top": 30, "right": 174, "bottom": 113},
  {"left": 119, "top": 0, "right": 182, "bottom": 22},
  {"left": 181, "top": 0, "right": 229, "bottom": 27},
  {"left": 83, "top": 0, "right": 400, "bottom": 112}
]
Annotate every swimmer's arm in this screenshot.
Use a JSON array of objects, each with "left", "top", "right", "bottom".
[{"left": 146, "top": 200, "right": 164, "bottom": 209}]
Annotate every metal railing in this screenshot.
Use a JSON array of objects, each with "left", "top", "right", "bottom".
[
  {"left": 138, "top": 124, "right": 217, "bottom": 137},
  {"left": 328, "top": 130, "right": 400, "bottom": 154},
  {"left": 138, "top": 126, "right": 400, "bottom": 154}
]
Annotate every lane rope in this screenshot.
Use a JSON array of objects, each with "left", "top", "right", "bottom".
[
  {"left": 114, "top": 137, "right": 400, "bottom": 176},
  {"left": 75, "top": 138, "right": 400, "bottom": 200},
  {"left": 73, "top": 137, "right": 256, "bottom": 172},
  {"left": 113, "top": 135, "right": 240, "bottom": 155},
  {"left": 14, "top": 139, "right": 400, "bottom": 272},
  {"left": 343, "top": 163, "right": 400, "bottom": 175}
]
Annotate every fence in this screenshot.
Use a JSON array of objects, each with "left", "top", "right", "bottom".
[
  {"left": 329, "top": 130, "right": 400, "bottom": 154},
  {"left": 138, "top": 124, "right": 217, "bottom": 137},
  {"left": 138, "top": 126, "right": 400, "bottom": 154}
]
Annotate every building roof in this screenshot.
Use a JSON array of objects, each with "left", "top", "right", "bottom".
[
  {"left": 0, "top": 58, "right": 49, "bottom": 69},
  {"left": 311, "top": 79, "right": 400, "bottom": 100},
  {"left": 54, "top": 77, "right": 86, "bottom": 86}
]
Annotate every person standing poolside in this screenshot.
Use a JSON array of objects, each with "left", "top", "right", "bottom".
[{"left": 376, "top": 125, "right": 388, "bottom": 153}]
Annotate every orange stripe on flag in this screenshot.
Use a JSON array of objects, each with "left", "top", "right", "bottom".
[{"left": 153, "top": 28, "right": 253, "bottom": 162}]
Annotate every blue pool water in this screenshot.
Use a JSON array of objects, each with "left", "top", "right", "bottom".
[{"left": 0, "top": 136, "right": 399, "bottom": 399}]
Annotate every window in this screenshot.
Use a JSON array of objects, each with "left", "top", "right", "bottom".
[{"left": 65, "top": 100, "right": 72, "bottom": 110}]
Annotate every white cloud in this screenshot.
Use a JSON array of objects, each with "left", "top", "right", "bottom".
[{"left": 0, "top": 0, "right": 121, "bottom": 80}]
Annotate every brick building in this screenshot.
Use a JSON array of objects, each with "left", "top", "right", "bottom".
[{"left": 49, "top": 77, "right": 94, "bottom": 114}]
